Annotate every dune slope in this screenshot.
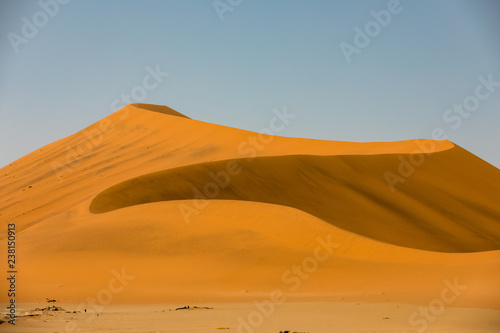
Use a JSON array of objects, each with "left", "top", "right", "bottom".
[
  {"left": 1, "top": 103, "right": 500, "bottom": 308},
  {"left": 90, "top": 148, "right": 500, "bottom": 253}
]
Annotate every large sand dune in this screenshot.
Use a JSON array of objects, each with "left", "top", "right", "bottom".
[
  {"left": 91, "top": 148, "right": 500, "bottom": 252},
  {"left": 1, "top": 103, "right": 500, "bottom": 310}
]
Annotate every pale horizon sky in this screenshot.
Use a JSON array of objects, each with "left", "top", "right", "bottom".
[{"left": 1, "top": 0, "right": 499, "bottom": 169}]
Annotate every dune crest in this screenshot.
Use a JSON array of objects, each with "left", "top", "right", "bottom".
[
  {"left": 1, "top": 104, "right": 499, "bottom": 307},
  {"left": 128, "top": 103, "right": 191, "bottom": 118},
  {"left": 90, "top": 147, "right": 500, "bottom": 253}
]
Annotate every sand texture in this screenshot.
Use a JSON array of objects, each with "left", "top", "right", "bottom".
[{"left": 1, "top": 104, "right": 499, "bottom": 331}]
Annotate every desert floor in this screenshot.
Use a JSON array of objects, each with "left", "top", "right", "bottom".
[{"left": 2, "top": 301, "right": 500, "bottom": 333}]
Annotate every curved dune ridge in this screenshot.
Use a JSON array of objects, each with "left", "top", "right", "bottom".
[
  {"left": 90, "top": 147, "right": 500, "bottom": 253},
  {"left": 1, "top": 103, "right": 500, "bottom": 307}
]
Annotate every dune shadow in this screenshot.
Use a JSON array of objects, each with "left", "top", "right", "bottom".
[{"left": 90, "top": 149, "right": 500, "bottom": 253}]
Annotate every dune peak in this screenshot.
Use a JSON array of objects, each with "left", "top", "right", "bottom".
[{"left": 128, "top": 103, "right": 191, "bottom": 119}]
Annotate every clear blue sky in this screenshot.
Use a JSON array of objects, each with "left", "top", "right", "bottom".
[{"left": 1, "top": 0, "right": 499, "bottom": 169}]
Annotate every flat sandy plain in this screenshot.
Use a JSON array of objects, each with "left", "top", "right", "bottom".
[
  {"left": 5, "top": 302, "right": 500, "bottom": 332},
  {"left": 1, "top": 104, "right": 500, "bottom": 332}
]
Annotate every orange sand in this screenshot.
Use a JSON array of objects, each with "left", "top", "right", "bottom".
[{"left": 1, "top": 103, "right": 499, "bottom": 310}]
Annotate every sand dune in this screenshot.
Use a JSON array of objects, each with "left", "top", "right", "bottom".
[
  {"left": 91, "top": 148, "right": 500, "bottom": 252},
  {"left": 1, "top": 103, "right": 500, "bottom": 312}
]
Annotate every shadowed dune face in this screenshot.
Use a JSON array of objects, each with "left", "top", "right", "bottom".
[
  {"left": 90, "top": 146, "right": 500, "bottom": 253},
  {"left": 129, "top": 103, "right": 191, "bottom": 118}
]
